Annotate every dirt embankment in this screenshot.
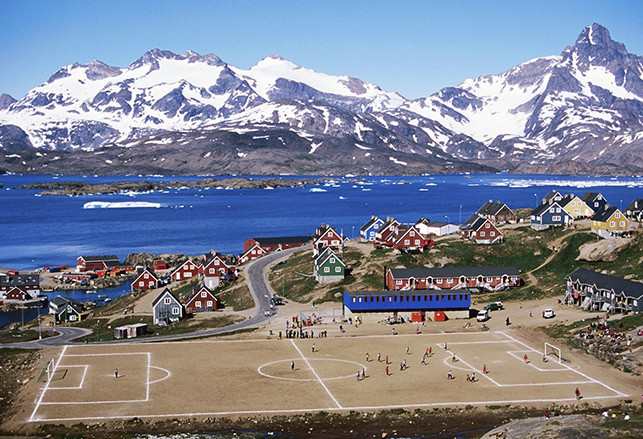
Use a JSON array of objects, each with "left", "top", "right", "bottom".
[{"left": 577, "top": 237, "right": 635, "bottom": 263}]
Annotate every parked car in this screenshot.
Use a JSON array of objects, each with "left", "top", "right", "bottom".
[
  {"left": 484, "top": 301, "right": 504, "bottom": 311},
  {"left": 543, "top": 309, "right": 555, "bottom": 319},
  {"left": 477, "top": 309, "right": 490, "bottom": 322}
]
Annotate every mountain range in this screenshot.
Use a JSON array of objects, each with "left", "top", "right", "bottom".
[{"left": 0, "top": 23, "right": 642, "bottom": 175}]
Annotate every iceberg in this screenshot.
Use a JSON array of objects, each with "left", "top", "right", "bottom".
[{"left": 83, "top": 201, "right": 161, "bottom": 209}]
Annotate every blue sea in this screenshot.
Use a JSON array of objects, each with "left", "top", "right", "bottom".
[{"left": 1, "top": 173, "right": 641, "bottom": 271}]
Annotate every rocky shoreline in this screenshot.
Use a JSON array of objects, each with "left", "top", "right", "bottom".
[{"left": 17, "top": 177, "right": 333, "bottom": 196}]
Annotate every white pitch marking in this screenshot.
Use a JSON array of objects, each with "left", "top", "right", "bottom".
[
  {"left": 29, "top": 395, "right": 622, "bottom": 423},
  {"left": 505, "top": 351, "right": 568, "bottom": 371},
  {"left": 440, "top": 340, "right": 513, "bottom": 345},
  {"left": 500, "top": 331, "right": 627, "bottom": 397},
  {"left": 289, "top": 339, "right": 342, "bottom": 409},
  {"left": 40, "top": 399, "right": 148, "bottom": 405},
  {"left": 64, "top": 352, "right": 150, "bottom": 357},
  {"left": 29, "top": 345, "right": 67, "bottom": 422},
  {"left": 48, "top": 365, "right": 89, "bottom": 390},
  {"left": 148, "top": 366, "right": 172, "bottom": 385},
  {"left": 146, "top": 352, "right": 151, "bottom": 402},
  {"left": 440, "top": 351, "right": 502, "bottom": 387},
  {"left": 258, "top": 358, "right": 366, "bottom": 382}
]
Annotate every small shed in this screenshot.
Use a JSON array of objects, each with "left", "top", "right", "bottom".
[{"left": 114, "top": 323, "right": 148, "bottom": 339}]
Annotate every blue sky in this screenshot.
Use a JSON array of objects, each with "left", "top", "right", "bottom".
[{"left": 1, "top": 0, "right": 642, "bottom": 100}]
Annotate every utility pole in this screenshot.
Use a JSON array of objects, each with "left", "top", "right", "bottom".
[
  {"left": 459, "top": 205, "right": 462, "bottom": 224},
  {"left": 37, "top": 301, "right": 42, "bottom": 340}
]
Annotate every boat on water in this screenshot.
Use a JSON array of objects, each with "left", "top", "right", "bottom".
[
  {"left": 97, "top": 294, "right": 107, "bottom": 298},
  {"left": 103, "top": 298, "right": 111, "bottom": 302},
  {"left": 86, "top": 290, "right": 97, "bottom": 294}
]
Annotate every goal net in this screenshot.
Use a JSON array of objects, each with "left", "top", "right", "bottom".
[
  {"left": 544, "top": 342, "right": 562, "bottom": 363},
  {"left": 36, "top": 358, "right": 54, "bottom": 383},
  {"left": 299, "top": 308, "right": 343, "bottom": 324}
]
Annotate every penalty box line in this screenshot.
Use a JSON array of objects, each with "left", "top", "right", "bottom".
[
  {"left": 48, "top": 365, "right": 89, "bottom": 390},
  {"left": 29, "top": 345, "right": 68, "bottom": 422},
  {"left": 500, "top": 331, "right": 627, "bottom": 397},
  {"left": 289, "top": 339, "right": 342, "bottom": 409}
]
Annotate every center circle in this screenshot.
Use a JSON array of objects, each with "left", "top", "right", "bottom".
[{"left": 258, "top": 358, "right": 367, "bottom": 382}]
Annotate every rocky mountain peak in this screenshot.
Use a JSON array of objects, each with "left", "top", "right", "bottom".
[
  {"left": 562, "top": 23, "right": 630, "bottom": 70},
  {"left": 0, "top": 93, "right": 16, "bottom": 110},
  {"left": 85, "top": 60, "right": 122, "bottom": 81}
]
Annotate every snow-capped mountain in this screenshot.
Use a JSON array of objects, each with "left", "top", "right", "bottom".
[{"left": 0, "top": 23, "right": 641, "bottom": 175}]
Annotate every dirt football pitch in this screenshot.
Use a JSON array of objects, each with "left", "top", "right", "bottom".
[{"left": 27, "top": 330, "right": 633, "bottom": 423}]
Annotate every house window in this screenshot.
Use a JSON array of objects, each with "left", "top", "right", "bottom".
[
  {"left": 164, "top": 297, "right": 171, "bottom": 305},
  {"left": 201, "top": 292, "right": 207, "bottom": 298},
  {"left": 70, "top": 315, "right": 77, "bottom": 321},
  {"left": 358, "top": 297, "right": 362, "bottom": 303},
  {"left": 552, "top": 216, "right": 561, "bottom": 221},
  {"left": 389, "top": 296, "right": 393, "bottom": 302},
  {"left": 610, "top": 221, "right": 615, "bottom": 227},
  {"left": 441, "top": 295, "right": 445, "bottom": 301},
  {"left": 330, "top": 258, "right": 335, "bottom": 263},
  {"left": 556, "top": 208, "right": 561, "bottom": 213},
  {"left": 447, "top": 278, "right": 453, "bottom": 284},
  {"left": 324, "top": 267, "right": 330, "bottom": 273},
  {"left": 171, "top": 307, "right": 179, "bottom": 315},
  {"left": 490, "top": 232, "right": 495, "bottom": 237},
  {"left": 352, "top": 297, "right": 356, "bottom": 303},
  {"left": 331, "top": 240, "right": 339, "bottom": 245},
  {"left": 429, "top": 295, "right": 433, "bottom": 301},
  {"left": 144, "top": 274, "right": 149, "bottom": 279},
  {"left": 485, "top": 223, "right": 490, "bottom": 228},
  {"left": 480, "top": 232, "right": 485, "bottom": 237},
  {"left": 196, "top": 301, "right": 201, "bottom": 307},
  {"left": 396, "top": 280, "right": 402, "bottom": 285},
  {"left": 185, "top": 272, "right": 192, "bottom": 278},
  {"left": 207, "top": 301, "right": 213, "bottom": 307},
  {"left": 619, "top": 221, "right": 625, "bottom": 227},
  {"left": 415, "top": 239, "right": 420, "bottom": 245},
  {"left": 139, "top": 281, "right": 144, "bottom": 287},
  {"left": 615, "top": 212, "right": 620, "bottom": 218},
  {"left": 335, "top": 267, "right": 341, "bottom": 272},
  {"left": 209, "top": 268, "right": 215, "bottom": 274}
]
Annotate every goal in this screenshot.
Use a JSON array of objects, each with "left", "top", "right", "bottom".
[
  {"left": 544, "top": 342, "right": 562, "bottom": 363},
  {"left": 36, "top": 358, "right": 54, "bottom": 383}
]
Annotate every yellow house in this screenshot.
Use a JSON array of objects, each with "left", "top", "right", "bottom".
[
  {"left": 560, "top": 194, "right": 594, "bottom": 218},
  {"left": 591, "top": 206, "right": 630, "bottom": 238}
]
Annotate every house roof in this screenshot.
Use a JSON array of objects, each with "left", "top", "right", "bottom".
[
  {"left": 204, "top": 253, "right": 236, "bottom": 268},
  {"left": 566, "top": 268, "right": 643, "bottom": 300},
  {"left": 152, "top": 288, "right": 181, "bottom": 307},
  {"left": 316, "top": 249, "right": 346, "bottom": 268},
  {"left": 421, "top": 221, "right": 449, "bottom": 227},
  {"left": 360, "top": 216, "right": 383, "bottom": 232},
  {"left": 625, "top": 199, "right": 643, "bottom": 212},
  {"left": 531, "top": 201, "right": 570, "bottom": 217},
  {"left": 186, "top": 286, "right": 218, "bottom": 304},
  {"left": 240, "top": 244, "right": 266, "bottom": 258},
  {"left": 251, "top": 236, "right": 310, "bottom": 245},
  {"left": 477, "top": 201, "right": 510, "bottom": 216},
  {"left": 592, "top": 206, "right": 619, "bottom": 222},
  {"left": 0, "top": 274, "right": 39, "bottom": 288},
  {"left": 460, "top": 214, "right": 488, "bottom": 231},
  {"left": 389, "top": 266, "right": 520, "bottom": 279},
  {"left": 135, "top": 268, "right": 158, "bottom": 280},
  {"left": 51, "top": 295, "right": 83, "bottom": 313},
  {"left": 544, "top": 190, "right": 562, "bottom": 202},
  {"left": 345, "top": 289, "right": 471, "bottom": 297},
  {"left": 79, "top": 255, "right": 120, "bottom": 262},
  {"left": 581, "top": 192, "right": 604, "bottom": 203}
]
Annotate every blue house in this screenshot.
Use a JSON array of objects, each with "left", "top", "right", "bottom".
[
  {"left": 530, "top": 201, "right": 574, "bottom": 230},
  {"left": 581, "top": 192, "right": 608, "bottom": 213},
  {"left": 343, "top": 289, "right": 471, "bottom": 321},
  {"left": 360, "top": 216, "right": 385, "bottom": 241}
]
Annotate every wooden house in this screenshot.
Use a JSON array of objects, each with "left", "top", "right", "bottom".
[
  {"left": 581, "top": 192, "right": 608, "bottom": 213},
  {"left": 386, "top": 266, "right": 520, "bottom": 292},
  {"left": 77, "top": 255, "right": 120, "bottom": 272},
  {"left": 591, "top": 206, "right": 630, "bottom": 238},
  {"left": 49, "top": 296, "right": 85, "bottom": 323},
  {"left": 392, "top": 225, "right": 429, "bottom": 252},
  {"left": 238, "top": 244, "right": 268, "bottom": 264},
  {"left": 313, "top": 224, "right": 343, "bottom": 255},
  {"left": 543, "top": 190, "right": 564, "bottom": 204},
  {"left": 203, "top": 254, "right": 237, "bottom": 289},
  {"left": 476, "top": 200, "right": 516, "bottom": 224},
  {"left": 185, "top": 285, "right": 220, "bottom": 313},
  {"left": 415, "top": 219, "right": 459, "bottom": 237},
  {"left": 0, "top": 274, "right": 40, "bottom": 299},
  {"left": 624, "top": 199, "right": 643, "bottom": 222},
  {"left": 152, "top": 288, "right": 184, "bottom": 325},
  {"left": 564, "top": 268, "right": 642, "bottom": 313},
  {"left": 243, "top": 236, "right": 309, "bottom": 253},
  {"left": 132, "top": 269, "right": 158, "bottom": 292},
  {"left": 374, "top": 218, "right": 400, "bottom": 243},
  {"left": 460, "top": 214, "right": 503, "bottom": 244},
  {"left": 171, "top": 259, "right": 202, "bottom": 282},
  {"left": 530, "top": 201, "right": 574, "bottom": 230},
  {"left": 5, "top": 287, "right": 28, "bottom": 301},
  {"left": 313, "top": 248, "right": 346, "bottom": 284},
  {"left": 360, "top": 216, "right": 385, "bottom": 241},
  {"left": 560, "top": 194, "right": 594, "bottom": 218}
]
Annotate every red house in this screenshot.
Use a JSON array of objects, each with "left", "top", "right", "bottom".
[
  {"left": 392, "top": 225, "right": 430, "bottom": 252},
  {"left": 243, "top": 236, "right": 310, "bottom": 253},
  {"left": 313, "top": 224, "right": 343, "bottom": 255},
  {"left": 153, "top": 259, "right": 167, "bottom": 270},
  {"left": 460, "top": 215, "right": 503, "bottom": 244},
  {"left": 374, "top": 218, "right": 400, "bottom": 245},
  {"left": 171, "top": 259, "right": 202, "bottom": 282},
  {"left": 238, "top": 244, "right": 268, "bottom": 264},
  {"left": 5, "top": 287, "right": 29, "bottom": 301},
  {"left": 185, "top": 285, "right": 221, "bottom": 313},
  {"left": 386, "top": 266, "right": 521, "bottom": 292},
  {"left": 77, "top": 255, "right": 120, "bottom": 272},
  {"left": 132, "top": 269, "right": 158, "bottom": 292},
  {"left": 203, "top": 254, "right": 237, "bottom": 289},
  {"left": 476, "top": 201, "right": 516, "bottom": 225}
]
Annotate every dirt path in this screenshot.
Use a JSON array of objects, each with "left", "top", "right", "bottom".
[{"left": 522, "top": 228, "right": 581, "bottom": 288}]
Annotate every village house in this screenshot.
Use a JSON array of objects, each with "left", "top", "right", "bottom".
[
  {"left": 543, "top": 190, "right": 564, "bottom": 204},
  {"left": 414, "top": 218, "right": 459, "bottom": 237},
  {"left": 559, "top": 194, "right": 594, "bottom": 219},
  {"left": 476, "top": 200, "right": 516, "bottom": 224},
  {"left": 132, "top": 268, "right": 159, "bottom": 292},
  {"left": 313, "top": 224, "right": 343, "bottom": 255},
  {"left": 184, "top": 285, "right": 221, "bottom": 313},
  {"left": 238, "top": 243, "right": 268, "bottom": 264},
  {"left": 374, "top": 218, "right": 400, "bottom": 244},
  {"left": 170, "top": 259, "right": 202, "bottom": 282},
  {"left": 590, "top": 206, "right": 630, "bottom": 238},
  {"left": 391, "top": 224, "right": 430, "bottom": 252},
  {"left": 0, "top": 273, "right": 40, "bottom": 299},
  {"left": 152, "top": 288, "right": 184, "bottom": 325},
  {"left": 564, "top": 268, "right": 642, "bottom": 313},
  {"left": 581, "top": 192, "right": 608, "bottom": 213},
  {"left": 530, "top": 200, "right": 574, "bottom": 230},
  {"left": 360, "top": 216, "right": 385, "bottom": 241},
  {"left": 49, "top": 296, "right": 85, "bottom": 323},
  {"left": 313, "top": 247, "right": 346, "bottom": 283},
  {"left": 243, "top": 236, "right": 310, "bottom": 253},
  {"left": 77, "top": 255, "right": 121, "bottom": 272},
  {"left": 202, "top": 254, "right": 237, "bottom": 289},
  {"left": 624, "top": 199, "right": 643, "bottom": 222},
  {"left": 460, "top": 214, "right": 503, "bottom": 244},
  {"left": 386, "top": 266, "right": 520, "bottom": 292}
]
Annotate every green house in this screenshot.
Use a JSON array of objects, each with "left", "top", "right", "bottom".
[{"left": 313, "top": 248, "right": 346, "bottom": 284}]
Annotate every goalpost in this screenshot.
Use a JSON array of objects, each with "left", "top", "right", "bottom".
[
  {"left": 36, "top": 358, "right": 55, "bottom": 383},
  {"left": 544, "top": 342, "right": 562, "bottom": 363}
]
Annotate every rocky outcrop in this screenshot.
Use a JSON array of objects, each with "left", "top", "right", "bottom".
[
  {"left": 576, "top": 238, "right": 634, "bottom": 262},
  {"left": 123, "top": 253, "right": 189, "bottom": 269}
]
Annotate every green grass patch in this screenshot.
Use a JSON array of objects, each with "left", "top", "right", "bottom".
[
  {"left": 217, "top": 283, "right": 254, "bottom": 311},
  {"left": 269, "top": 250, "right": 317, "bottom": 302},
  {"left": 0, "top": 328, "right": 55, "bottom": 343}
]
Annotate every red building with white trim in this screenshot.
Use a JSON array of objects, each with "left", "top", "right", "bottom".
[
  {"left": 170, "top": 259, "right": 202, "bottom": 282},
  {"left": 185, "top": 285, "right": 221, "bottom": 313},
  {"left": 132, "top": 269, "right": 158, "bottom": 292},
  {"left": 386, "top": 266, "right": 521, "bottom": 292}
]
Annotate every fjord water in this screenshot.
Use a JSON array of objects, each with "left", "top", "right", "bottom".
[{"left": 1, "top": 174, "right": 641, "bottom": 270}]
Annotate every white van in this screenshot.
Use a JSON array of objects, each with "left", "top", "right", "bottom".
[{"left": 477, "top": 309, "right": 489, "bottom": 322}]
